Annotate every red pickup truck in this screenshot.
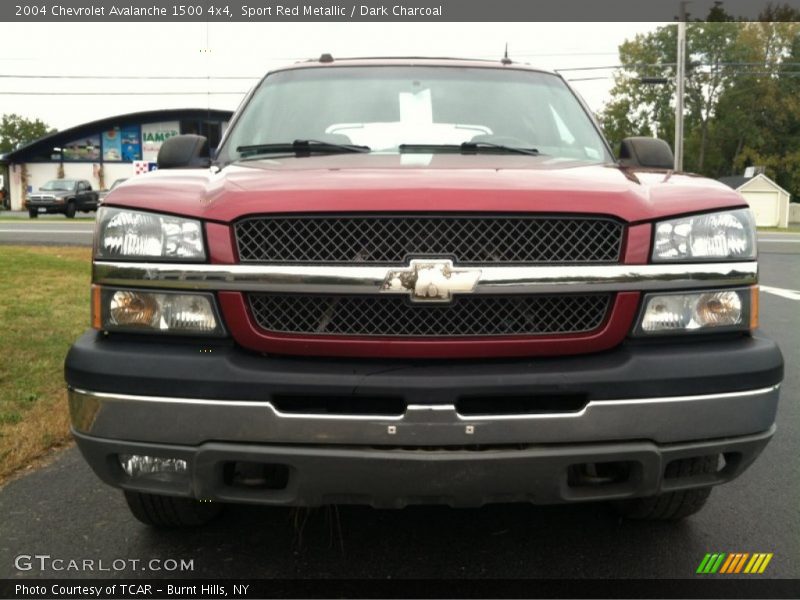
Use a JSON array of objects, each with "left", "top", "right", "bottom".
[{"left": 66, "top": 57, "right": 783, "bottom": 527}]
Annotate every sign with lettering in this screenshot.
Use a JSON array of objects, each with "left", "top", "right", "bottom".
[
  {"left": 120, "top": 125, "right": 142, "bottom": 162},
  {"left": 141, "top": 121, "right": 180, "bottom": 161}
]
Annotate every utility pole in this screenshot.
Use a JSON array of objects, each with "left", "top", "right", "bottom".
[{"left": 674, "top": 1, "right": 688, "bottom": 171}]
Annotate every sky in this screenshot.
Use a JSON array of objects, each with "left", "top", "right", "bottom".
[{"left": 0, "top": 22, "right": 664, "bottom": 131}]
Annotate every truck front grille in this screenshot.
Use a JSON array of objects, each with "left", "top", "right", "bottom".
[
  {"left": 248, "top": 293, "right": 611, "bottom": 337},
  {"left": 235, "top": 215, "right": 624, "bottom": 265}
]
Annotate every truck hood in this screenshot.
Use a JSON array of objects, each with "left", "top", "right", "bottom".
[{"left": 105, "top": 153, "right": 747, "bottom": 224}]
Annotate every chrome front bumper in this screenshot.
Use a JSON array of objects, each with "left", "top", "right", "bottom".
[
  {"left": 66, "top": 329, "right": 783, "bottom": 506},
  {"left": 69, "top": 384, "right": 780, "bottom": 447}
]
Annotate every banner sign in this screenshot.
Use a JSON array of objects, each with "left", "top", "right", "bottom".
[
  {"left": 102, "top": 127, "right": 122, "bottom": 161},
  {"left": 120, "top": 125, "right": 142, "bottom": 162},
  {"left": 63, "top": 134, "right": 101, "bottom": 161},
  {"left": 1, "top": 0, "right": 791, "bottom": 22},
  {"left": 141, "top": 121, "right": 180, "bottom": 162}
]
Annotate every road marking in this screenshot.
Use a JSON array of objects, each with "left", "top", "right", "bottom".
[
  {"left": 759, "top": 238, "right": 800, "bottom": 243},
  {"left": 0, "top": 220, "right": 94, "bottom": 224},
  {"left": 761, "top": 285, "right": 800, "bottom": 301},
  {"left": 0, "top": 222, "right": 92, "bottom": 224}
]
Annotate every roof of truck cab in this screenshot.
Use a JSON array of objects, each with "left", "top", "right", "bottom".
[{"left": 269, "top": 56, "right": 560, "bottom": 76}]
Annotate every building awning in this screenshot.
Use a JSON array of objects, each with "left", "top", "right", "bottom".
[{"left": 0, "top": 108, "right": 233, "bottom": 163}]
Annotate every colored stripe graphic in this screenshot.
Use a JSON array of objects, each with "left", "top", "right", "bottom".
[
  {"left": 744, "top": 554, "right": 760, "bottom": 573},
  {"left": 724, "top": 553, "right": 748, "bottom": 573},
  {"left": 719, "top": 554, "right": 736, "bottom": 574},
  {"left": 697, "top": 553, "right": 727, "bottom": 574},
  {"left": 759, "top": 554, "right": 774, "bottom": 573},
  {"left": 734, "top": 553, "right": 750, "bottom": 573},
  {"left": 697, "top": 554, "right": 713, "bottom": 574},
  {"left": 698, "top": 553, "right": 773, "bottom": 574}
]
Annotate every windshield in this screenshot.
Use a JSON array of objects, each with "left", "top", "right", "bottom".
[
  {"left": 40, "top": 179, "right": 76, "bottom": 191},
  {"left": 219, "top": 66, "right": 613, "bottom": 163}
]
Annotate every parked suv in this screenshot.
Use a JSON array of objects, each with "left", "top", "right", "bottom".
[
  {"left": 65, "top": 57, "right": 783, "bottom": 527},
  {"left": 27, "top": 178, "right": 99, "bottom": 218},
  {"left": 97, "top": 178, "right": 129, "bottom": 205}
]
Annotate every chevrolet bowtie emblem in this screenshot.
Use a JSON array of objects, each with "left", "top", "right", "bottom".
[{"left": 381, "top": 260, "right": 482, "bottom": 302}]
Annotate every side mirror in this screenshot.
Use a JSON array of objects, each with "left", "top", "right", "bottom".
[
  {"left": 618, "top": 137, "right": 674, "bottom": 170},
  {"left": 157, "top": 134, "right": 210, "bottom": 169}
]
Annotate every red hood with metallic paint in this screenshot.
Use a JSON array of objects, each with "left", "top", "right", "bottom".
[{"left": 104, "top": 154, "right": 746, "bottom": 223}]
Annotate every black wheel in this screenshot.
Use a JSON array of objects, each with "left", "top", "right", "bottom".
[
  {"left": 614, "top": 456, "right": 716, "bottom": 520},
  {"left": 124, "top": 491, "right": 223, "bottom": 528},
  {"left": 28, "top": 209, "right": 38, "bottom": 218},
  {"left": 65, "top": 202, "right": 76, "bottom": 218}
]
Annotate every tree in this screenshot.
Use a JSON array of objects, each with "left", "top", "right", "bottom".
[
  {"left": 599, "top": 4, "right": 800, "bottom": 198},
  {"left": 715, "top": 13, "right": 800, "bottom": 190},
  {"left": 599, "top": 4, "right": 743, "bottom": 173},
  {"left": 0, "top": 114, "right": 55, "bottom": 154}
]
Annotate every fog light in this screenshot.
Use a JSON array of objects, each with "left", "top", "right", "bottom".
[
  {"left": 636, "top": 288, "right": 751, "bottom": 335},
  {"left": 97, "top": 288, "right": 225, "bottom": 336},
  {"left": 119, "top": 454, "right": 188, "bottom": 479}
]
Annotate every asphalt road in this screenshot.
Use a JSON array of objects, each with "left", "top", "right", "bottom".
[{"left": 0, "top": 235, "right": 798, "bottom": 582}]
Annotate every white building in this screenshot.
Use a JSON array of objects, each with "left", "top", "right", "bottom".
[
  {"left": 719, "top": 173, "right": 791, "bottom": 229},
  {"left": 1, "top": 109, "right": 231, "bottom": 211}
]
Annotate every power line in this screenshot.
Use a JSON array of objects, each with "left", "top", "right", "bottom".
[
  {"left": 559, "top": 61, "right": 800, "bottom": 72},
  {"left": 4, "top": 59, "right": 799, "bottom": 80},
  {"left": 0, "top": 74, "right": 259, "bottom": 80},
  {"left": 567, "top": 71, "right": 800, "bottom": 82},
  {"left": 0, "top": 91, "right": 247, "bottom": 96},
  {"left": 8, "top": 74, "right": 254, "bottom": 80},
  {"left": 557, "top": 64, "right": 676, "bottom": 72}
]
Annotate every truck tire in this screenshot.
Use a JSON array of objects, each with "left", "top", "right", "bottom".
[
  {"left": 614, "top": 455, "right": 716, "bottom": 520},
  {"left": 65, "top": 201, "right": 76, "bottom": 218},
  {"left": 124, "top": 491, "right": 223, "bottom": 527},
  {"left": 28, "top": 209, "right": 38, "bottom": 218}
]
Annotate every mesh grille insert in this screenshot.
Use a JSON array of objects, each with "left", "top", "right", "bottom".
[
  {"left": 235, "top": 215, "right": 624, "bottom": 264},
  {"left": 248, "top": 294, "right": 611, "bottom": 337}
]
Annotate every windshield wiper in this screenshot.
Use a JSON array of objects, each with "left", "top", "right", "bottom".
[
  {"left": 237, "top": 139, "right": 371, "bottom": 158},
  {"left": 398, "top": 142, "right": 540, "bottom": 156}
]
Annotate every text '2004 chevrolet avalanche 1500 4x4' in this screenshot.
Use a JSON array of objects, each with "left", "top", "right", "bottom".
[{"left": 65, "top": 57, "right": 783, "bottom": 527}]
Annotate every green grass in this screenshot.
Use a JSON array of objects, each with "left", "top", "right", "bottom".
[{"left": 0, "top": 246, "right": 91, "bottom": 481}]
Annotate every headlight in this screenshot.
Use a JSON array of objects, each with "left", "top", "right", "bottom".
[
  {"left": 633, "top": 287, "right": 757, "bottom": 336},
  {"left": 92, "top": 286, "right": 225, "bottom": 336},
  {"left": 652, "top": 208, "right": 756, "bottom": 262},
  {"left": 95, "top": 207, "right": 205, "bottom": 261}
]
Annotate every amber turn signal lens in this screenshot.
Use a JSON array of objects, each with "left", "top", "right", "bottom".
[
  {"left": 91, "top": 285, "right": 102, "bottom": 330},
  {"left": 750, "top": 285, "right": 759, "bottom": 330}
]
